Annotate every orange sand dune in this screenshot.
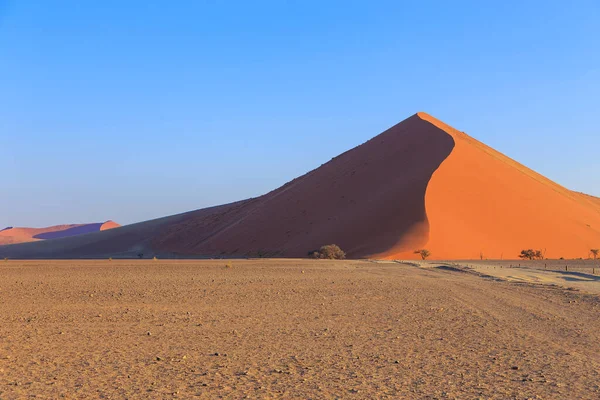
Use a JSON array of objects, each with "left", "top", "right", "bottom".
[
  {"left": 0, "top": 221, "right": 120, "bottom": 245},
  {"left": 1, "top": 113, "right": 599, "bottom": 260}
]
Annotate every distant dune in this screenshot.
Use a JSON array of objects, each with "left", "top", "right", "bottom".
[
  {"left": 0, "top": 221, "right": 120, "bottom": 245},
  {"left": 2, "top": 112, "right": 599, "bottom": 259}
]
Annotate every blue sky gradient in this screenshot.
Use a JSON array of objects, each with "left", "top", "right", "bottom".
[{"left": 1, "top": 1, "right": 599, "bottom": 227}]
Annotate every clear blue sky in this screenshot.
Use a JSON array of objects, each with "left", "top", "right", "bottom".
[{"left": 1, "top": 1, "right": 599, "bottom": 227}]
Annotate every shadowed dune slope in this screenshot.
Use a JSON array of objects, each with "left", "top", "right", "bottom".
[
  {"left": 0, "top": 221, "right": 120, "bottom": 245},
  {"left": 0, "top": 114, "right": 455, "bottom": 259},
  {"left": 1, "top": 112, "right": 599, "bottom": 259},
  {"left": 153, "top": 114, "right": 455, "bottom": 257}
]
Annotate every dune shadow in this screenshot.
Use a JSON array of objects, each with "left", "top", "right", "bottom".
[
  {"left": 434, "top": 265, "right": 469, "bottom": 273},
  {"left": 557, "top": 272, "right": 600, "bottom": 282},
  {"left": 34, "top": 223, "right": 104, "bottom": 240}
]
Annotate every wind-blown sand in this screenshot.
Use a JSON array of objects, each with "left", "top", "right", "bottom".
[
  {"left": 1, "top": 259, "right": 599, "bottom": 399},
  {"left": 1, "top": 112, "right": 599, "bottom": 259}
]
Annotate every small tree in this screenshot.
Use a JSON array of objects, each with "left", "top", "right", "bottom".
[
  {"left": 313, "top": 244, "right": 346, "bottom": 260},
  {"left": 414, "top": 249, "right": 431, "bottom": 260},
  {"left": 519, "top": 249, "right": 535, "bottom": 260},
  {"left": 591, "top": 249, "right": 599, "bottom": 260},
  {"left": 534, "top": 250, "right": 544, "bottom": 260}
]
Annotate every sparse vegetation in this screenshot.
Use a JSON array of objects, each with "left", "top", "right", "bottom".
[
  {"left": 591, "top": 249, "right": 599, "bottom": 260},
  {"left": 518, "top": 249, "right": 544, "bottom": 260},
  {"left": 535, "top": 250, "right": 544, "bottom": 260},
  {"left": 256, "top": 250, "right": 267, "bottom": 258},
  {"left": 225, "top": 262, "right": 233, "bottom": 268},
  {"left": 312, "top": 244, "right": 346, "bottom": 260},
  {"left": 137, "top": 253, "right": 144, "bottom": 259},
  {"left": 414, "top": 249, "right": 431, "bottom": 260}
]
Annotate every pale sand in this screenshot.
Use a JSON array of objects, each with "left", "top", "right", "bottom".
[
  {"left": 1, "top": 259, "right": 600, "bottom": 399},
  {"left": 428, "top": 261, "right": 600, "bottom": 295}
]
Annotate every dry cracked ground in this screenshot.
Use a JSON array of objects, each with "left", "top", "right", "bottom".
[{"left": 1, "top": 259, "right": 600, "bottom": 399}]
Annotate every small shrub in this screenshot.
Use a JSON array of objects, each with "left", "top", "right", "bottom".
[
  {"left": 153, "top": 256, "right": 158, "bottom": 261},
  {"left": 591, "top": 249, "right": 599, "bottom": 260},
  {"left": 137, "top": 253, "right": 144, "bottom": 259},
  {"left": 225, "top": 261, "right": 233, "bottom": 268},
  {"left": 414, "top": 249, "right": 431, "bottom": 260},
  {"left": 313, "top": 244, "right": 346, "bottom": 260},
  {"left": 108, "top": 257, "right": 112, "bottom": 262}
]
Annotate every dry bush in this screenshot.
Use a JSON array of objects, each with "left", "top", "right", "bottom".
[
  {"left": 313, "top": 244, "right": 346, "bottom": 260},
  {"left": 414, "top": 249, "right": 431, "bottom": 260}
]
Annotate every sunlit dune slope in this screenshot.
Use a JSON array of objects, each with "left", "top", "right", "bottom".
[{"left": 414, "top": 112, "right": 600, "bottom": 260}]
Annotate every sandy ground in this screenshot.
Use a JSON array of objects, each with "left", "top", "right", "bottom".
[{"left": 1, "top": 259, "right": 600, "bottom": 399}]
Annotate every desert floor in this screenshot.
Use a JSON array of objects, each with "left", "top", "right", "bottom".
[{"left": 1, "top": 260, "right": 600, "bottom": 399}]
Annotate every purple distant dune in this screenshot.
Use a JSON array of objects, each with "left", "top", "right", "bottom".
[{"left": 33, "top": 223, "right": 107, "bottom": 240}]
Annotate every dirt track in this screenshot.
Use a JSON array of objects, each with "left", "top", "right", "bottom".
[{"left": 1, "top": 259, "right": 600, "bottom": 399}]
